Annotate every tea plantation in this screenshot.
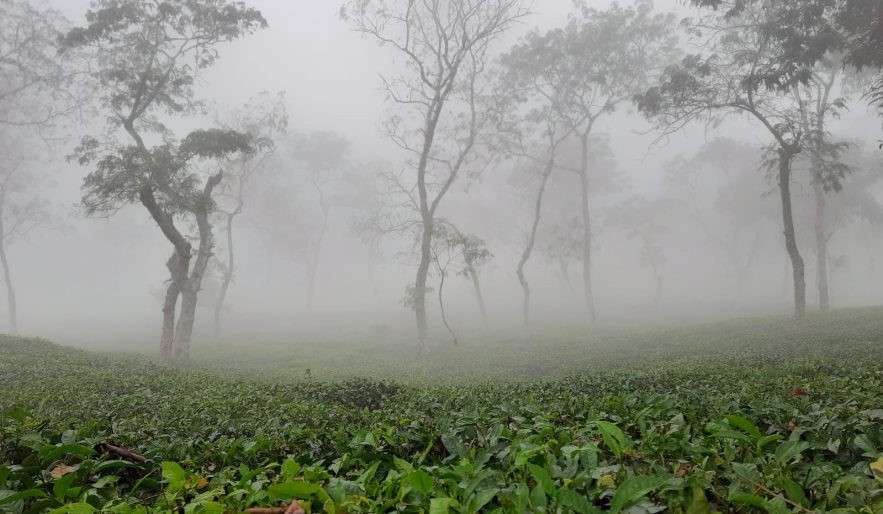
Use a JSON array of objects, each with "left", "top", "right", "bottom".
[{"left": 1, "top": 309, "right": 882, "bottom": 512}]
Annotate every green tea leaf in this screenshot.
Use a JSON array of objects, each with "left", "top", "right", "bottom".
[
  {"left": 407, "top": 469, "right": 433, "bottom": 495},
  {"left": 610, "top": 475, "right": 674, "bottom": 513}
]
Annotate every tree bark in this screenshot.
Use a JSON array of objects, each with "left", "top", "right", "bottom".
[
  {"left": 306, "top": 185, "right": 330, "bottom": 311},
  {"left": 812, "top": 181, "right": 830, "bottom": 312},
  {"left": 0, "top": 199, "right": 17, "bottom": 334},
  {"left": 173, "top": 173, "right": 222, "bottom": 360},
  {"left": 140, "top": 186, "right": 191, "bottom": 363},
  {"left": 161, "top": 249, "right": 188, "bottom": 361},
  {"left": 213, "top": 212, "right": 236, "bottom": 339},
  {"left": 415, "top": 217, "right": 433, "bottom": 351},
  {"left": 0, "top": 241, "right": 16, "bottom": 335},
  {"left": 516, "top": 158, "right": 554, "bottom": 326},
  {"left": 578, "top": 134, "right": 596, "bottom": 326},
  {"left": 777, "top": 148, "right": 806, "bottom": 318},
  {"left": 437, "top": 266, "right": 457, "bottom": 345},
  {"left": 465, "top": 263, "right": 489, "bottom": 328}
]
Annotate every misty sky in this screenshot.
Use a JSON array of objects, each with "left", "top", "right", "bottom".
[{"left": 8, "top": 0, "right": 883, "bottom": 348}]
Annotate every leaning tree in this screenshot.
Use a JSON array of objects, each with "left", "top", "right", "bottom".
[
  {"left": 62, "top": 0, "right": 266, "bottom": 361},
  {"left": 342, "top": 0, "right": 529, "bottom": 350}
]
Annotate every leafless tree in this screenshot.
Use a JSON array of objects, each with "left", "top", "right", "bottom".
[
  {"left": 211, "top": 92, "right": 287, "bottom": 337},
  {"left": 492, "top": 45, "right": 579, "bottom": 326},
  {"left": 0, "top": 130, "right": 59, "bottom": 333},
  {"left": 0, "top": 0, "right": 88, "bottom": 131},
  {"left": 342, "top": 0, "right": 529, "bottom": 350},
  {"left": 495, "top": 0, "right": 678, "bottom": 327}
]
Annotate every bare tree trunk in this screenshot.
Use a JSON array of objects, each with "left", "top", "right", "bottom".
[
  {"left": 161, "top": 249, "right": 189, "bottom": 361},
  {"left": 0, "top": 243, "right": 16, "bottom": 335},
  {"left": 517, "top": 159, "right": 554, "bottom": 326},
  {"left": 812, "top": 182, "right": 830, "bottom": 312},
  {"left": 437, "top": 267, "right": 457, "bottom": 345},
  {"left": 174, "top": 286, "right": 198, "bottom": 360},
  {"left": 578, "top": 134, "right": 596, "bottom": 326},
  {"left": 173, "top": 173, "right": 222, "bottom": 361},
  {"left": 415, "top": 217, "right": 433, "bottom": 351},
  {"left": 559, "top": 260, "right": 575, "bottom": 296},
  {"left": 213, "top": 212, "right": 236, "bottom": 339},
  {"left": 465, "top": 263, "right": 489, "bottom": 328},
  {"left": 140, "top": 187, "right": 192, "bottom": 362},
  {"left": 306, "top": 196, "right": 330, "bottom": 311},
  {"left": 0, "top": 208, "right": 17, "bottom": 334},
  {"left": 778, "top": 149, "right": 806, "bottom": 318}
]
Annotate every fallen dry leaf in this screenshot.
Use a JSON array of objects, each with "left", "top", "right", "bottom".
[{"left": 50, "top": 464, "right": 78, "bottom": 479}]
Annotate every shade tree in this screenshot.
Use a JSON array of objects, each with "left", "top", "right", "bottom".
[
  {"left": 638, "top": 2, "right": 828, "bottom": 317},
  {"left": 62, "top": 0, "right": 267, "bottom": 361}
]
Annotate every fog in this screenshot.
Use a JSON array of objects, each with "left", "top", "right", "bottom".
[{"left": 4, "top": 0, "right": 883, "bottom": 353}]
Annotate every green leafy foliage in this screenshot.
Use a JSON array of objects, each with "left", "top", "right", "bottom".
[{"left": 2, "top": 309, "right": 883, "bottom": 512}]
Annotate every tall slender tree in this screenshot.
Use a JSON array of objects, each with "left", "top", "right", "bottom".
[
  {"left": 0, "top": 130, "right": 58, "bottom": 334},
  {"left": 494, "top": 39, "right": 579, "bottom": 326},
  {"left": 342, "top": 0, "right": 529, "bottom": 350},
  {"left": 496, "top": 0, "right": 677, "bottom": 326},
  {"left": 211, "top": 93, "right": 287, "bottom": 337}
]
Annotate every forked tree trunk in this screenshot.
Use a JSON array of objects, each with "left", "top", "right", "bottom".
[
  {"left": 141, "top": 187, "right": 191, "bottom": 363},
  {"left": 777, "top": 148, "right": 806, "bottom": 318},
  {"left": 161, "top": 249, "right": 189, "bottom": 361},
  {"left": 812, "top": 182, "right": 830, "bottom": 312},
  {"left": 173, "top": 173, "right": 222, "bottom": 360},
  {"left": 516, "top": 158, "right": 554, "bottom": 326},
  {"left": 578, "top": 134, "right": 596, "bottom": 326},
  {"left": 0, "top": 209, "right": 17, "bottom": 334}
]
